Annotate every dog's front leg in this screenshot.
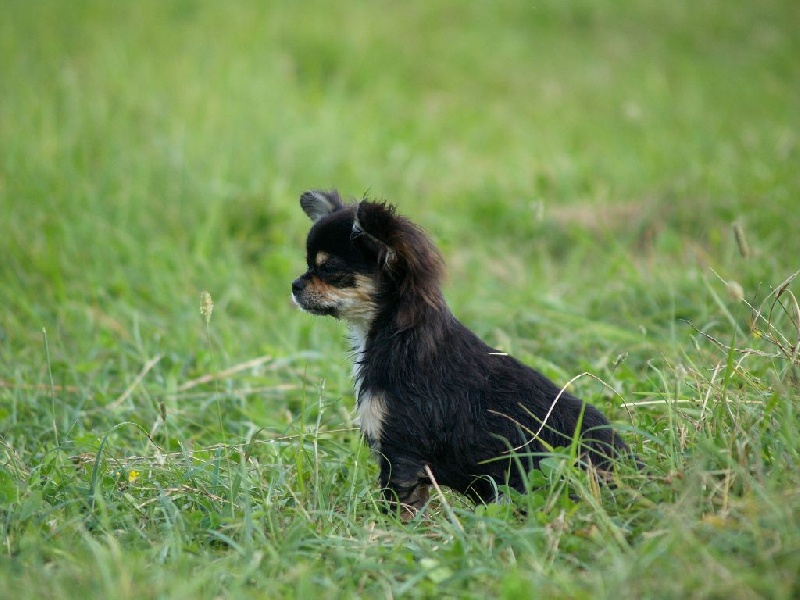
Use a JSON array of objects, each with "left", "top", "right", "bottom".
[{"left": 379, "top": 458, "right": 430, "bottom": 521}]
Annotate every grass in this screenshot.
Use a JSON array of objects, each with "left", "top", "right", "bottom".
[{"left": 1, "top": 0, "right": 799, "bottom": 597}]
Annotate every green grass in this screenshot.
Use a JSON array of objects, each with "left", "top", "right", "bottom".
[{"left": 1, "top": 0, "right": 799, "bottom": 597}]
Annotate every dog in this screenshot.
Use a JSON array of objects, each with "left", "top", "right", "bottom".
[{"left": 292, "top": 190, "right": 631, "bottom": 519}]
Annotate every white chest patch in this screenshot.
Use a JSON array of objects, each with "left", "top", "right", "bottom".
[
  {"left": 347, "top": 324, "right": 386, "bottom": 450},
  {"left": 356, "top": 390, "right": 387, "bottom": 450}
]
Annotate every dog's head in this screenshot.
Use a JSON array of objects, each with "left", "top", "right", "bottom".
[{"left": 291, "top": 190, "right": 445, "bottom": 330}]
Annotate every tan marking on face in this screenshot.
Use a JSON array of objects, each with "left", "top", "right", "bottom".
[
  {"left": 297, "top": 274, "right": 378, "bottom": 324},
  {"left": 339, "top": 275, "right": 378, "bottom": 322},
  {"left": 315, "top": 251, "right": 330, "bottom": 268}
]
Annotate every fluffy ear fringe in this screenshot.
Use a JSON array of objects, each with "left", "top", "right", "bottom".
[
  {"left": 355, "top": 201, "right": 445, "bottom": 326},
  {"left": 352, "top": 201, "right": 398, "bottom": 267},
  {"left": 300, "top": 190, "right": 345, "bottom": 223}
]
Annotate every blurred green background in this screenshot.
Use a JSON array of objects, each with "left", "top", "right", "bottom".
[
  {"left": 2, "top": 0, "right": 797, "bottom": 402},
  {"left": 1, "top": 1, "right": 799, "bottom": 597}
]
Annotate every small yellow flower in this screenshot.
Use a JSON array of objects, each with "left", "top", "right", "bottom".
[
  {"left": 200, "top": 291, "right": 214, "bottom": 325},
  {"left": 726, "top": 281, "right": 744, "bottom": 302},
  {"left": 128, "top": 470, "right": 141, "bottom": 483}
]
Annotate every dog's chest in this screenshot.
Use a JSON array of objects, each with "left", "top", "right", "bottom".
[
  {"left": 348, "top": 325, "right": 386, "bottom": 450},
  {"left": 355, "top": 389, "right": 387, "bottom": 451}
]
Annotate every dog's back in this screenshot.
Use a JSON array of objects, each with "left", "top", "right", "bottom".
[{"left": 361, "top": 311, "right": 629, "bottom": 503}]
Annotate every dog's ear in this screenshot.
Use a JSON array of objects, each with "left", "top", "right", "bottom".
[
  {"left": 352, "top": 201, "right": 400, "bottom": 267},
  {"left": 300, "top": 190, "right": 345, "bottom": 223},
  {"left": 354, "top": 201, "right": 445, "bottom": 327}
]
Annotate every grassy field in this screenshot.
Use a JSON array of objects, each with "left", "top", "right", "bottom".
[{"left": 1, "top": 1, "right": 799, "bottom": 597}]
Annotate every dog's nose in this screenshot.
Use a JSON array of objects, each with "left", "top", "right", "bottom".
[{"left": 291, "top": 278, "right": 306, "bottom": 295}]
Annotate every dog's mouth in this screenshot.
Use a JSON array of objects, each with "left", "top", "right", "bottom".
[
  {"left": 291, "top": 292, "right": 339, "bottom": 317},
  {"left": 291, "top": 274, "right": 378, "bottom": 324}
]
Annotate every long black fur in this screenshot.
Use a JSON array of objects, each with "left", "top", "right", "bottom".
[{"left": 292, "top": 190, "right": 631, "bottom": 518}]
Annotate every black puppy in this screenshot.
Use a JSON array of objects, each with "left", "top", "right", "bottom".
[{"left": 292, "top": 190, "right": 630, "bottom": 518}]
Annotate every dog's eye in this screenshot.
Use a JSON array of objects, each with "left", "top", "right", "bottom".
[{"left": 317, "top": 261, "right": 338, "bottom": 275}]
